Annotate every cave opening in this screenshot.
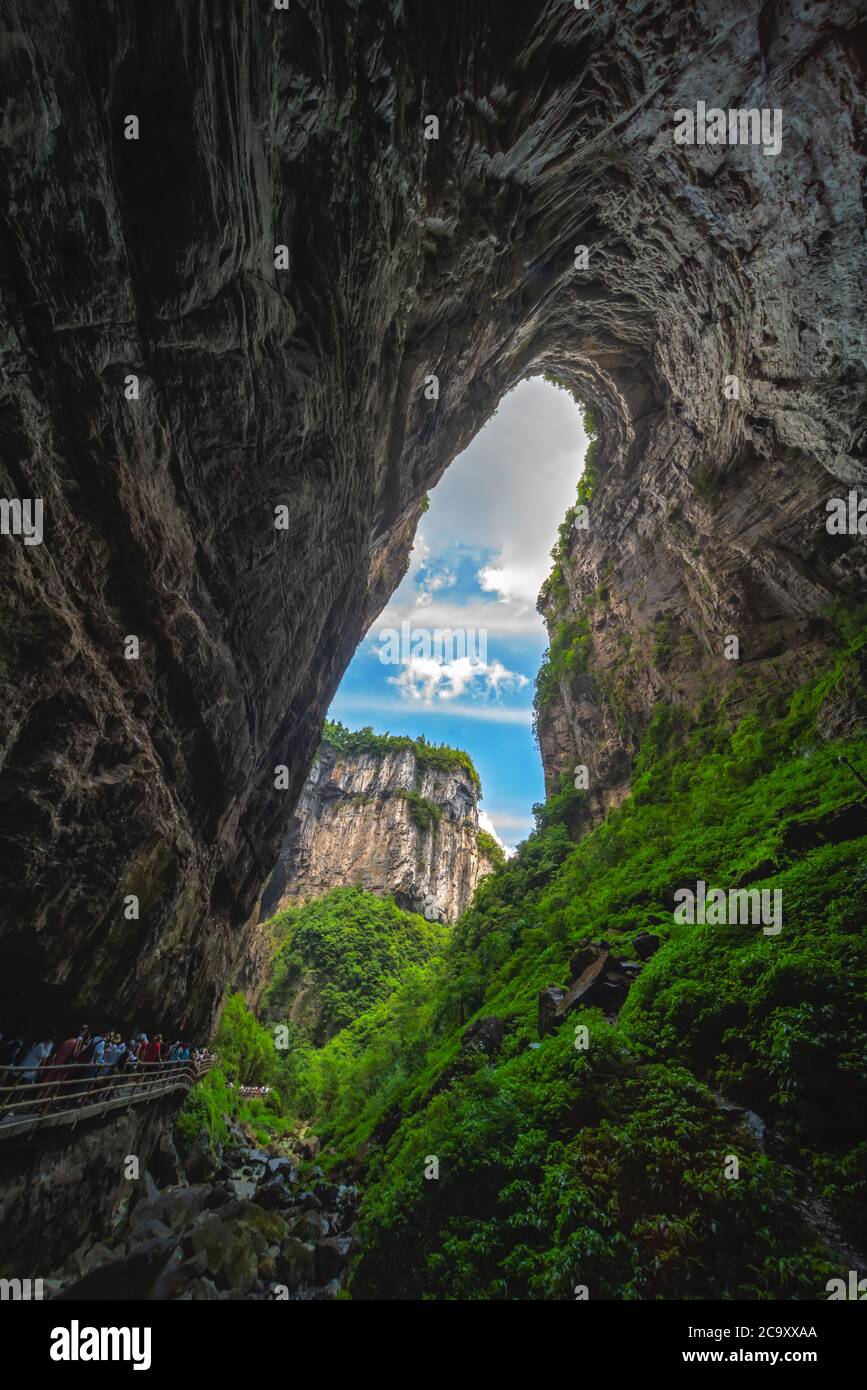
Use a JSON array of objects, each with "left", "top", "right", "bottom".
[{"left": 328, "top": 373, "right": 595, "bottom": 853}]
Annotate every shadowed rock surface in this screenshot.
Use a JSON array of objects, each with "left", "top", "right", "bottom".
[{"left": 0, "top": 1, "right": 864, "bottom": 1034}]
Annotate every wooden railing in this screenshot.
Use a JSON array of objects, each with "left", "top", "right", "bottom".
[{"left": 0, "top": 1059, "right": 215, "bottom": 1140}]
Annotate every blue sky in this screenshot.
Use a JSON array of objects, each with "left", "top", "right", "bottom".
[{"left": 329, "top": 376, "right": 589, "bottom": 850}]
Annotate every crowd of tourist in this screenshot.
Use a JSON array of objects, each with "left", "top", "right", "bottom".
[{"left": 0, "top": 1021, "right": 214, "bottom": 1115}]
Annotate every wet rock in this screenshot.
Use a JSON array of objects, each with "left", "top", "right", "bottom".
[
  {"left": 294, "top": 1190, "right": 323, "bottom": 1214},
  {"left": 266, "top": 1157, "right": 298, "bottom": 1181},
  {"left": 320, "top": 1277, "right": 345, "bottom": 1299},
  {"left": 227, "top": 1179, "right": 258, "bottom": 1201}
]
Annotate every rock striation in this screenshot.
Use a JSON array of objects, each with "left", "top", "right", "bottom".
[
  {"left": 258, "top": 736, "right": 495, "bottom": 925},
  {"left": 0, "top": 2, "right": 864, "bottom": 1034}
]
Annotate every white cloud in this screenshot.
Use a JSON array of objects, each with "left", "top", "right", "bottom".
[
  {"left": 387, "top": 654, "right": 528, "bottom": 703},
  {"left": 478, "top": 811, "right": 517, "bottom": 860},
  {"left": 419, "top": 376, "right": 587, "bottom": 608}
]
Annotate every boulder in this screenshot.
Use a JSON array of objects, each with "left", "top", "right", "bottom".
[
  {"left": 255, "top": 1180, "right": 293, "bottom": 1212},
  {"left": 294, "top": 1190, "right": 323, "bottom": 1214},
  {"left": 152, "top": 1130, "right": 187, "bottom": 1189},
  {"left": 202, "top": 1184, "right": 233, "bottom": 1211},
  {"left": 276, "top": 1236, "right": 316, "bottom": 1287},
  {"left": 56, "top": 1236, "right": 177, "bottom": 1301},
  {"left": 233, "top": 1203, "right": 289, "bottom": 1246},
  {"left": 219, "top": 1234, "right": 259, "bottom": 1296},
  {"left": 568, "top": 943, "right": 608, "bottom": 977},
  {"left": 314, "top": 1237, "right": 350, "bottom": 1284},
  {"left": 130, "top": 1217, "right": 175, "bottom": 1245},
  {"left": 79, "top": 1241, "right": 116, "bottom": 1275},
  {"left": 267, "top": 1156, "right": 298, "bottom": 1181},
  {"left": 179, "top": 1277, "right": 220, "bottom": 1301},
  {"left": 461, "top": 1016, "right": 505, "bottom": 1054},
  {"left": 538, "top": 986, "right": 567, "bottom": 1038},
  {"left": 129, "top": 1185, "right": 206, "bottom": 1236},
  {"left": 555, "top": 952, "right": 611, "bottom": 1016},
  {"left": 227, "top": 1178, "right": 258, "bottom": 1201},
  {"left": 633, "top": 931, "right": 661, "bottom": 961},
  {"left": 188, "top": 1217, "right": 233, "bottom": 1274},
  {"left": 290, "top": 1209, "right": 328, "bottom": 1242}
]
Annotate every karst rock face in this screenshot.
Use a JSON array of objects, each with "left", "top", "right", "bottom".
[
  {"left": 258, "top": 739, "right": 494, "bottom": 925},
  {"left": 0, "top": 2, "right": 864, "bottom": 1031}
]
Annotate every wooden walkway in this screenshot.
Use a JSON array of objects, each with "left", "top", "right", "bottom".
[{"left": 0, "top": 1060, "right": 214, "bottom": 1140}]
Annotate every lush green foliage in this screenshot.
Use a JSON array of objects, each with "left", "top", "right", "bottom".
[
  {"left": 298, "top": 627, "right": 867, "bottom": 1299},
  {"left": 534, "top": 604, "right": 593, "bottom": 728},
  {"left": 181, "top": 610, "right": 866, "bottom": 1300},
  {"left": 322, "top": 721, "right": 480, "bottom": 793},
  {"left": 537, "top": 377, "right": 599, "bottom": 615},
  {"left": 401, "top": 790, "right": 442, "bottom": 833},
  {"left": 176, "top": 995, "right": 293, "bottom": 1150},
  {"left": 476, "top": 829, "right": 506, "bottom": 870},
  {"left": 260, "top": 888, "right": 448, "bottom": 1046}
]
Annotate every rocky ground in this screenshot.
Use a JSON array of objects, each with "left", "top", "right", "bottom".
[{"left": 47, "top": 1124, "right": 358, "bottom": 1302}]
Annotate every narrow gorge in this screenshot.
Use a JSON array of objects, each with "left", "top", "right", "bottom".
[{"left": 0, "top": 0, "right": 865, "bottom": 1327}]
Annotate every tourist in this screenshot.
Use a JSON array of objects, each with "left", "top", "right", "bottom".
[{"left": 18, "top": 1034, "right": 56, "bottom": 1085}]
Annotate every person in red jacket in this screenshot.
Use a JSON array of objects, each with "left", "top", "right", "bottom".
[{"left": 142, "top": 1034, "right": 162, "bottom": 1065}]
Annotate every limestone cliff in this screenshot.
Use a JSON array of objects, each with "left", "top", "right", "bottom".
[
  {"left": 1, "top": 1, "right": 864, "bottom": 1035},
  {"left": 259, "top": 736, "right": 495, "bottom": 925}
]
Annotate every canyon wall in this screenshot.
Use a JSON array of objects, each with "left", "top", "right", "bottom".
[
  {"left": 258, "top": 738, "right": 495, "bottom": 924},
  {"left": 1, "top": 1, "right": 864, "bottom": 1035}
]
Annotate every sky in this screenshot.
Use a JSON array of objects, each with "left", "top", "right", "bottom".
[{"left": 328, "top": 376, "right": 589, "bottom": 851}]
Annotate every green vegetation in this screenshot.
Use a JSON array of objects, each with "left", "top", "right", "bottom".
[
  {"left": 183, "top": 601, "right": 867, "bottom": 1300},
  {"left": 476, "top": 828, "right": 506, "bottom": 870},
  {"left": 537, "top": 378, "right": 600, "bottom": 615},
  {"left": 260, "top": 887, "right": 448, "bottom": 1046},
  {"left": 652, "top": 616, "right": 673, "bottom": 672},
  {"left": 533, "top": 606, "right": 592, "bottom": 728},
  {"left": 322, "top": 720, "right": 480, "bottom": 794},
  {"left": 292, "top": 622, "right": 867, "bottom": 1299},
  {"left": 401, "top": 790, "right": 442, "bottom": 833},
  {"left": 176, "top": 994, "right": 293, "bottom": 1150}
]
